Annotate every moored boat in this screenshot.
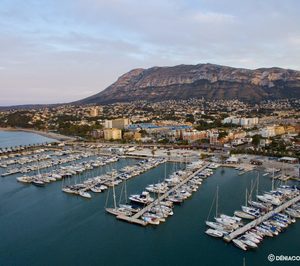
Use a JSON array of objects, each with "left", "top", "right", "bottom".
[
  {"left": 205, "top": 229, "right": 223, "bottom": 238},
  {"left": 232, "top": 239, "right": 247, "bottom": 251}
]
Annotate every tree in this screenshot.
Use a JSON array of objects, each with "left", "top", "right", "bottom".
[
  {"left": 185, "top": 114, "right": 195, "bottom": 123},
  {"left": 218, "top": 131, "right": 228, "bottom": 140},
  {"left": 252, "top": 134, "right": 261, "bottom": 146}
]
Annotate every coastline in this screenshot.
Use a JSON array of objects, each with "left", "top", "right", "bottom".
[{"left": 0, "top": 127, "right": 76, "bottom": 142}]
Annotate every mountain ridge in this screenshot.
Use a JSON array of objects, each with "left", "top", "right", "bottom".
[{"left": 78, "top": 63, "right": 300, "bottom": 104}]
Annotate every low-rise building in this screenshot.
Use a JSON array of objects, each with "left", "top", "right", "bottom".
[
  {"left": 260, "top": 126, "right": 276, "bottom": 138},
  {"left": 209, "top": 131, "right": 219, "bottom": 145},
  {"left": 222, "top": 116, "right": 259, "bottom": 127},
  {"left": 90, "top": 106, "right": 102, "bottom": 117},
  {"left": 103, "top": 128, "right": 122, "bottom": 140},
  {"left": 274, "top": 126, "right": 285, "bottom": 135},
  {"left": 91, "top": 129, "right": 103, "bottom": 139},
  {"left": 182, "top": 130, "right": 207, "bottom": 142},
  {"left": 123, "top": 132, "right": 142, "bottom": 141}
]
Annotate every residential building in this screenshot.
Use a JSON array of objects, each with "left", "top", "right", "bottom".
[
  {"left": 209, "top": 132, "right": 219, "bottom": 145},
  {"left": 103, "top": 128, "right": 122, "bottom": 140},
  {"left": 90, "top": 106, "right": 102, "bottom": 117},
  {"left": 274, "top": 126, "right": 285, "bottom": 135},
  {"left": 91, "top": 129, "right": 103, "bottom": 139},
  {"left": 260, "top": 126, "right": 276, "bottom": 138},
  {"left": 182, "top": 130, "right": 207, "bottom": 142},
  {"left": 123, "top": 132, "right": 142, "bottom": 141},
  {"left": 105, "top": 118, "right": 130, "bottom": 129}
]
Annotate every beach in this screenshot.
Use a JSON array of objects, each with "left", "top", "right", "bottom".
[{"left": 0, "top": 127, "right": 75, "bottom": 142}]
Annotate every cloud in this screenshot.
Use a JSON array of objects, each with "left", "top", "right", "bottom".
[
  {"left": 0, "top": 0, "right": 300, "bottom": 105},
  {"left": 192, "top": 11, "right": 235, "bottom": 24}
]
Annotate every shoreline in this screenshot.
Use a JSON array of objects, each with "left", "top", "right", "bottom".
[{"left": 0, "top": 127, "right": 76, "bottom": 142}]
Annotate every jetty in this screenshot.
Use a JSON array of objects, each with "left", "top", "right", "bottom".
[
  {"left": 223, "top": 194, "right": 300, "bottom": 242},
  {"left": 117, "top": 163, "right": 209, "bottom": 226}
]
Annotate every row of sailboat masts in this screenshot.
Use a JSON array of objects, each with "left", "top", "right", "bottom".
[
  {"left": 207, "top": 172, "right": 261, "bottom": 221},
  {"left": 245, "top": 172, "right": 261, "bottom": 206},
  {"left": 105, "top": 170, "right": 129, "bottom": 211},
  {"left": 244, "top": 168, "right": 285, "bottom": 207},
  {"left": 106, "top": 160, "right": 170, "bottom": 212}
]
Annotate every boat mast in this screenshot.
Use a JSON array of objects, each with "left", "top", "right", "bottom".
[
  {"left": 104, "top": 185, "right": 110, "bottom": 208},
  {"left": 245, "top": 188, "right": 248, "bottom": 207},
  {"left": 256, "top": 173, "right": 259, "bottom": 196},
  {"left": 216, "top": 186, "right": 219, "bottom": 217},
  {"left": 112, "top": 173, "right": 117, "bottom": 210},
  {"left": 124, "top": 178, "right": 128, "bottom": 204},
  {"left": 272, "top": 167, "right": 275, "bottom": 191},
  {"left": 249, "top": 180, "right": 253, "bottom": 202}
]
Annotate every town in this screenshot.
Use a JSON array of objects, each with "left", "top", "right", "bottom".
[{"left": 1, "top": 98, "right": 299, "bottom": 161}]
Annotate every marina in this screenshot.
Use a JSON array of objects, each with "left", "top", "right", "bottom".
[
  {"left": 205, "top": 175, "right": 300, "bottom": 251},
  {"left": 224, "top": 193, "right": 300, "bottom": 243},
  {"left": 0, "top": 132, "right": 299, "bottom": 265},
  {"left": 61, "top": 158, "right": 166, "bottom": 199},
  {"left": 1, "top": 155, "right": 299, "bottom": 265},
  {"left": 116, "top": 162, "right": 210, "bottom": 226}
]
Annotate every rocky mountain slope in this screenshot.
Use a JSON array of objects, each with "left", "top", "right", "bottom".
[{"left": 78, "top": 63, "right": 300, "bottom": 104}]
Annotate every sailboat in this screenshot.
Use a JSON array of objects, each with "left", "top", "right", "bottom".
[
  {"left": 234, "top": 188, "right": 256, "bottom": 220},
  {"left": 205, "top": 186, "right": 227, "bottom": 238},
  {"left": 32, "top": 159, "right": 45, "bottom": 187},
  {"left": 105, "top": 173, "right": 118, "bottom": 215},
  {"left": 105, "top": 176, "right": 132, "bottom": 216},
  {"left": 78, "top": 190, "right": 92, "bottom": 199},
  {"left": 118, "top": 179, "right": 140, "bottom": 213}
]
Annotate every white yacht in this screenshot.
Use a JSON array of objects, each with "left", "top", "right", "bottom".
[
  {"left": 234, "top": 211, "right": 256, "bottom": 220},
  {"left": 142, "top": 216, "right": 160, "bottom": 225},
  {"left": 232, "top": 239, "right": 247, "bottom": 251},
  {"left": 79, "top": 190, "right": 91, "bottom": 199},
  {"left": 119, "top": 204, "right": 140, "bottom": 213},
  {"left": 90, "top": 186, "right": 102, "bottom": 193},
  {"left": 206, "top": 221, "right": 232, "bottom": 232},
  {"left": 243, "top": 233, "right": 260, "bottom": 244},
  {"left": 220, "top": 214, "right": 241, "bottom": 223},
  {"left": 257, "top": 194, "right": 281, "bottom": 206},
  {"left": 239, "top": 237, "right": 258, "bottom": 249},
  {"left": 215, "top": 217, "right": 239, "bottom": 229},
  {"left": 16, "top": 176, "right": 32, "bottom": 183},
  {"left": 129, "top": 191, "right": 154, "bottom": 204},
  {"left": 205, "top": 229, "right": 223, "bottom": 238},
  {"left": 241, "top": 206, "right": 260, "bottom": 218},
  {"left": 105, "top": 207, "right": 132, "bottom": 216}
]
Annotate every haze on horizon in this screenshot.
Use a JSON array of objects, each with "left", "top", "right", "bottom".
[{"left": 1, "top": 0, "right": 300, "bottom": 106}]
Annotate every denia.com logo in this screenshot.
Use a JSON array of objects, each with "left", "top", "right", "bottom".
[{"left": 268, "top": 254, "right": 300, "bottom": 262}]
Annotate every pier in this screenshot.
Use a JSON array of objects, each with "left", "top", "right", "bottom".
[
  {"left": 116, "top": 163, "right": 209, "bottom": 226},
  {"left": 223, "top": 194, "right": 300, "bottom": 242}
]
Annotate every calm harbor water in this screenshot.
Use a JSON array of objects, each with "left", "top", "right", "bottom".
[
  {"left": 0, "top": 131, "right": 56, "bottom": 149},
  {"left": 0, "top": 134, "right": 299, "bottom": 266}
]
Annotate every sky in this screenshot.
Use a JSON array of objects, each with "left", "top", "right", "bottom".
[{"left": 0, "top": 0, "right": 300, "bottom": 105}]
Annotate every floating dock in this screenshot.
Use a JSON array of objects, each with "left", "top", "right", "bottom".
[
  {"left": 223, "top": 194, "right": 300, "bottom": 242},
  {"left": 117, "top": 163, "right": 209, "bottom": 226}
]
